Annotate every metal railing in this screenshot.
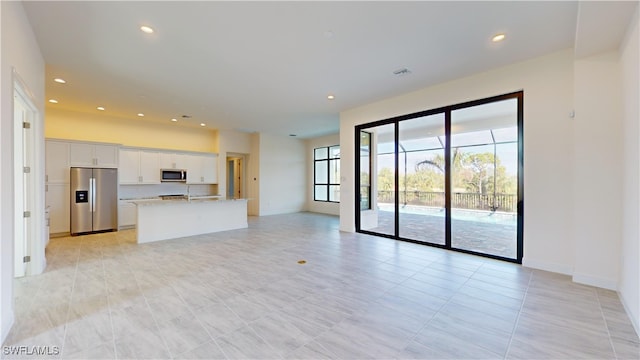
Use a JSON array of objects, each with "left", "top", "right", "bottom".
[{"left": 377, "top": 190, "right": 517, "bottom": 213}]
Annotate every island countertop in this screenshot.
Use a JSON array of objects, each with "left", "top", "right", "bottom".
[
  {"left": 134, "top": 198, "right": 249, "bottom": 243},
  {"left": 132, "top": 196, "right": 243, "bottom": 206}
]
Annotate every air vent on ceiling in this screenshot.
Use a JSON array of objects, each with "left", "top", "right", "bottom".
[{"left": 393, "top": 68, "right": 412, "bottom": 76}]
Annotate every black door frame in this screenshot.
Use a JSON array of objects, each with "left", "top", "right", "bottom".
[{"left": 354, "top": 91, "right": 524, "bottom": 264}]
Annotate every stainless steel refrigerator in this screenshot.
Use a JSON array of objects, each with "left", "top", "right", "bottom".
[{"left": 70, "top": 167, "right": 118, "bottom": 235}]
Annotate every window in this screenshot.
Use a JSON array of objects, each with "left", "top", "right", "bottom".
[{"left": 314, "top": 145, "right": 340, "bottom": 202}]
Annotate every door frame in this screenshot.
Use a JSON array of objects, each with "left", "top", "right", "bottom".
[
  {"left": 12, "top": 69, "right": 45, "bottom": 277},
  {"left": 355, "top": 91, "right": 524, "bottom": 264},
  {"left": 226, "top": 153, "right": 247, "bottom": 200},
  {"left": 13, "top": 82, "right": 30, "bottom": 277}
]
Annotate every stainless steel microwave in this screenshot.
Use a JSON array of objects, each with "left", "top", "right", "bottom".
[{"left": 161, "top": 169, "right": 187, "bottom": 182}]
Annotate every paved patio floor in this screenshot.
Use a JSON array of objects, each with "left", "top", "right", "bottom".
[{"left": 364, "top": 209, "right": 517, "bottom": 259}]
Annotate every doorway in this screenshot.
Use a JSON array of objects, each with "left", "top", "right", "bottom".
[
  {"left": 226, "top": 154, "right": 246, "bottom": 200},
  {"left": 355, "top": 92, "right": 523, "bottom": 263},
  {"left": 13, "top": 77, "right": 39, "bottom": 277}
]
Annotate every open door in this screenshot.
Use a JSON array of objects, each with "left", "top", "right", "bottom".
[
  {"left": 227, "top": 154, "right": 245, "bottom": 199},
  {"left": 13, "top": 87, "right": 34, "bottom": 277}
]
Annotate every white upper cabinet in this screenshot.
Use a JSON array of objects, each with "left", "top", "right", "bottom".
[
  {"left": 186, "top": 154, "right": 203, "bottom": 184},
  {"left": 68, "top": 143, "right": 93, "bottom": 166},
  {"left": 202, "top": 154, "right": 218, "bottom": 184},
  {"left": 94, "top": 144, "right": 119, "bottom": 167},
  {"left": 119, "top": 149, "right": 160, "bottom": 184},
  {"left": 139, "top": 151, "right": 161, "bottom": 183},
  {"left": 158, "top": 152, "right": 176, "bottom": 169},
  {"left": 119, "top": 149, "right": 140, "bottom": 184},
  {"left": 159, "top": 152, "right": 188, "bottom": 170},
  {"left": 45, "top": 140, "right": 70, "bottom": 183},
  {"left": 70, "top": 143, "right": 118, "bottom": 168},
  {"left": 186, "top": 153, "right": 218, "bottom": 184}
]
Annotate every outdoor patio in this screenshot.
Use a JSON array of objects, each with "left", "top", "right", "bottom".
[{"left": 365, "top": 207, "right": 517, "bottom": 259}]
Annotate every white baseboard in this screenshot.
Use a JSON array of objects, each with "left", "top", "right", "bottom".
[
  {"left": 523, "top": 258, "right": 619, "bottom": 290},
  {"left": 522, "top": 257, "right": 573, "bottom": 275},
  {"left": 339, "top": 226, "right": 355, "bottom": 233},
  {"left": 572, "top": 272, "right": 618, "bottom": 291},
  {"left": 1, "top": 309, "right": 15, "bottom": 345},
  {"left": 619, "top": 290, "right": 640, "bottom": 338}
]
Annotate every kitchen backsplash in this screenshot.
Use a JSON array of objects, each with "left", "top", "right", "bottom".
[{"left": 120, "top": 183, "right": 217, "bottom": 200}]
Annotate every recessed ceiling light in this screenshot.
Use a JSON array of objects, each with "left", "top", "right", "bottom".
[
  {"left": 48, "top": 99, "right": 58, "bottom": 104},
  {"left": 327, "top": 94, "right": 335, "bottom": 100},
  {"left": 200, "top": 123, "right": 206, "bottom": 127},
  {"left": 171, "top": 118, "right": 177, "bottom": 122},
  {"left": 97, "top": 106, "right": 105, "bottom": 111},
  {"left": 140, "top": 25, "right": 154, "bottom": 34},
  {"left": 137, "top": 113, "right": 144, "bottom": 117},
  {"left": 53, "top": 78, "right": 66, "bottom": 84},
  {"left": 492, "top": 33, "right": 506, "bottom": 42}
]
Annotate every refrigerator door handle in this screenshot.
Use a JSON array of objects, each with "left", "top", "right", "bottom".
[{"left": 90, "top": 177, "right": 96, "bottom": 213}]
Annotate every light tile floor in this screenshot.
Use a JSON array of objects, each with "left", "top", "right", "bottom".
[{"left": 2, "top": 212, "right": 639, "bottom": 359}]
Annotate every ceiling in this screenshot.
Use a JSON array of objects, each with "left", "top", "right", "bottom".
[{"left": 21, "top": 1, "right": 634, "bottom": 139}]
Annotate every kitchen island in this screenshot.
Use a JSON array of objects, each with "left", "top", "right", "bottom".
[{"left": 133, "top": 198, "right": 248, "bottom": 243}]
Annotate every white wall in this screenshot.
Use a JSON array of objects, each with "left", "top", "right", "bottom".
[
  {"left": 572, "top": 51, "right": 623, "bottom": 290},
  {"left": 0, "top": 1, "right": 45, "bottom": 343},
  {"left": 306, "top": 133, "right": 340, "bottom": 216},
  {"left": 340, "top": 49, "right": 576, "bottom": 275},
  {"left": 46, "top": 107, "right": 218, "bottom": 153},
  {"left": 619, "top": 6, "right": 640, "bottom": 334},
  {"left": 258, "top": 133, "right": 306, "bottom": 216},
  {"left": 218, "top": 130, "right": 252, "bottom": 154}
]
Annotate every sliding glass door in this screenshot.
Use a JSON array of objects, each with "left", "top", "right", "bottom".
[
  {"left": 398, "top": 114, "right": 446, "bottom": 245},
  {"left": 450, "top": 99, "right": 519, "bottom": 259},
  {"left": 355, "top": 92, "right": 523, "bottom": 263},
  {"left": 357, "top": 123, "right": 396, "bottom": 237}
]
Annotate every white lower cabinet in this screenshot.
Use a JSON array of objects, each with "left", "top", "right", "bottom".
[
  {"left": 118, "top": 201, "right": 137, "bottom": 228},
  {"left": 46, "top": 183, "right": 70, "bottom": 234}
]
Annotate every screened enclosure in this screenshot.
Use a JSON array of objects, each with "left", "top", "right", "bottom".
[{"left": 356, "top": 92, "right": 523, "bottom": 262}]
